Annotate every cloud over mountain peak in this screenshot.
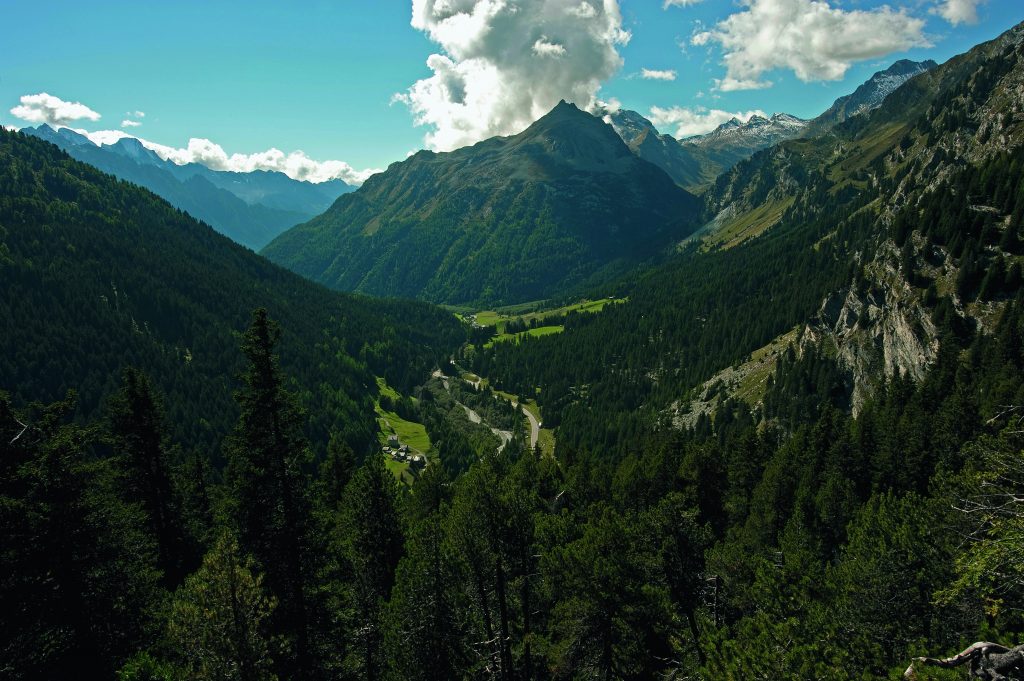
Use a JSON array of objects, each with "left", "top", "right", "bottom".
[{"left": 396, "top": 0, "right": 630, "bottom": 152}]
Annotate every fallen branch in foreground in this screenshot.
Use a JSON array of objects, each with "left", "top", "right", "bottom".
[{"left": 905, "top": 642, "right": 1024, "bottom": 680}]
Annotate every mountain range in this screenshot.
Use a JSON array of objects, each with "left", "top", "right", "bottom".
[
  {"left": 262, "top": 100, "right": 702, "bottom": 306},
  {"left": 262, "top": 58, "right": 938, "bottom": 307},
  {"left": 22, "top": 124, "right": 354, "bottom": 249},
  {"left": 474, "top": 19, "right": 1024, "bottom": 448},
  {"left": 603, "top": 59, "right": 937, "bottom": 193}
]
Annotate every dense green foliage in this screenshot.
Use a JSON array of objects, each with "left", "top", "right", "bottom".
[
  {"left": 262, "top": 101, "right": 701, "bottom": 306},
  {"left": 5, "top": 303, "right": 1023, "bottom": 679},
  {"left": 0, "top": 129, "right": 464, "bottom": 459}
]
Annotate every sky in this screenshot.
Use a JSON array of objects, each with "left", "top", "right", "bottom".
[{"left": 1, "top": 0, "right": 1021, "bottom": 184}]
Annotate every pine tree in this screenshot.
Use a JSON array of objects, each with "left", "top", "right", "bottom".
[
  {"left": 0, "top": 391, "right": 162, "bottom": 679},
  {"left": 383, "top": 516, "right": 465, "bottom": 681},
  {"left": 167, "top": 530, "right": 277, "bottom": 681}
]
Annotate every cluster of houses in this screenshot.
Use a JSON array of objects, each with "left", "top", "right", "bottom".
[{"left": 383, "top": 435, "right": 426, "bottom": 470}]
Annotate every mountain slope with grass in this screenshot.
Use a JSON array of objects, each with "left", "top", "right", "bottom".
[{"left": 262, "top": 101, "right": 702, "bottom": 306}]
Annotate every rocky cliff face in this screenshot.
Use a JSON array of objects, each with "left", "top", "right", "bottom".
[{"left": 802, "top": 244, "right": 939, "bottom": 414}]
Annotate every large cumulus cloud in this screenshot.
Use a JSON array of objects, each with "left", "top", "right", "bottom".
[
  {"left": 693, "top": 0, "right": 930, "bottom": 91},
  {"left": 395, "top": 0, "right": 630, "bottom": 151}
]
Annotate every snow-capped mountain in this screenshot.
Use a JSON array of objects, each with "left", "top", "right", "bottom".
[
  {"left": 685, "top": 113, "right": 809, "bottom": 153},
  {"left": 803, "top": 59, "right": 938, "bottom": 136}
]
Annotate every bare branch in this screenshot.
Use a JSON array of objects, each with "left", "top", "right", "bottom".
[{"left": 10, "top": 417, "right": 28, "bottom": 444}]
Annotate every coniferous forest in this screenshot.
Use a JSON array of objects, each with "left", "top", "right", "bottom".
[{"left": 4, "top": 12, "right": 1024, "bottom": 681}]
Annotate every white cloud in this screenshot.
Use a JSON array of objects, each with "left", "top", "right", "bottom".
[
  {"left": 133, "top": 111, "right": 146, "bottom": 118},
  {"left": 10, "top": 93, "right": 101, "bottom": 126},
  {"left": 641, "top": 68, "right": 677, "bottom": 81},
  {"left": 396, "top": 0, "right": 631, "bottom": 151},
  {"left": 664, "top": 0, "right": 702, "bottom": 7},
  {"left": 932, "top": 0, "right": 983, "bottom": 26},
  {"left": 648, "top": 105, "right": 767, "bottom": 138},
  {"left": 62, "top": 127, "right": 376, "bottom": 185},
  {"left": 570, "top": 2, "right": 598, "bottom": 18},
  {"left": 121, "top": 119, "right": 143, "bottom": 128},
  {"left": 693, "top": 0, "right": 929, "bottom": 91},
  {"left": 140, "top": 137, "right": 379, "bottom": 185}
]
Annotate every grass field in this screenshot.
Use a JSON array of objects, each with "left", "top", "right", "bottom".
[
  {"left": 384, "top": 458, "right": 417, "bottom": 486},
  {"left": 376, "top": 410, "right": 431, "bottom": 453},
  {"left": 376, "top": 376, "right": 400, "bottom": 400},
  {"left": 470, "top": 297, "right": 625, "bottom": 334},
  {"left": 537, "top": 428, "right": 556, "bottom": 458},
  {"left": 705, "top": 197, "right": 794, "bottom": 250},
  {"left": 485, "top": 324, "right": 564, "bottom": 347},
  {"left": 373, "top": 378, "right": 431, "bottom": 485}
]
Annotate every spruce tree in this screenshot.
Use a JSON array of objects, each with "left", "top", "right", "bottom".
[
  {"left": 224, "top": 309, "right": 322, "bottom": 680},
  {"left": 107, "top": 367, "right": 193, "bottom": 586},
  {"left": 339, "top": 454, "right": 405, "bottom": 681},
  {"left": 0, "top": 392, "right": 161, "bottom": 679}
]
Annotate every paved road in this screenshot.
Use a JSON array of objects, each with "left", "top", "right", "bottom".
[
  {"left": 435, "top": 368, "right": 536, "bottom": 451},
  {"left": 514, "top": 401, "right": 540, "bottom": 450}
]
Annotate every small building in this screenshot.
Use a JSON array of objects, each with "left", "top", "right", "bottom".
[
  {"left": 387, "top": 435, "right": 399, "bottom": 448},
  {"left": 410, "top": 455, "right": 425, "bottom": 470}
]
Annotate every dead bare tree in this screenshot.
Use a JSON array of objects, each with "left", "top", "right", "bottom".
[{"left": 905, "top": 641, "right": 1024, "bottom": 680}]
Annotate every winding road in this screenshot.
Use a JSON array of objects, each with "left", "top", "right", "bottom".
[
  {"left": 514, "top": 401, "right": 540, "bottom": 450},
  {"left": 433, "top": 369, "right": 538, "bottom": 451}
]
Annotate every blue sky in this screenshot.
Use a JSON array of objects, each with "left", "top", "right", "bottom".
[{"left": 2, "top": 0, "right": 1021, "bottom": 183}]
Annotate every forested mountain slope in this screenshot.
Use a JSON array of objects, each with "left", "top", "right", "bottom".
[
  {"left": 0, "top": 129, "right": 463, "bottom": 457},
  {"left": 262, "top": 101, "right": 702, "bottom": 306},
  {"left": 470, "top": 20, "right": 1024, "bottom": 458}
]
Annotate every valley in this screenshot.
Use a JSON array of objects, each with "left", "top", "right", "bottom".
[{"left": 3, "top": 11, "right": 1024, "bottom": 681}]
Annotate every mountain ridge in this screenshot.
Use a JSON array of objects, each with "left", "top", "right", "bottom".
[
  {"left": 22, "top": 124, "right": 353, "bottom": 249},
  {"left": 263, "top": 100, "right": 702, "bottom": 306}
]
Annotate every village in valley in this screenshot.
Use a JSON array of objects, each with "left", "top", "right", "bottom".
[{"left": 381, "top": 434, "right": 426, "bottom": 471}]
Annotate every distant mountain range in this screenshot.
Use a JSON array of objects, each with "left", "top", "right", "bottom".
[
  {"left": 262, "top": 101, "right": 701, "bottom": 306},
  {"left": 604, "top": 59, "right": 937, "bottom": 193},
  {"left": 22, "top": 125, "right": 354, "bottom": 249}
]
